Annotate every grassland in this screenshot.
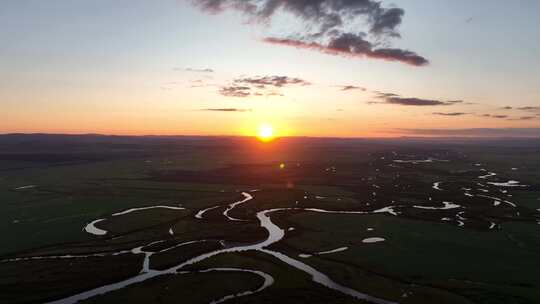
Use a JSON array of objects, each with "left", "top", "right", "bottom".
[{"left": 0, "top": 135, "right": 539, "bottom": 303}]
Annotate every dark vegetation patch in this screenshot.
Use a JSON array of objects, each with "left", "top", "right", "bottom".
[{"left": 0, "top": 254, "right": 143, "bottom": 304}]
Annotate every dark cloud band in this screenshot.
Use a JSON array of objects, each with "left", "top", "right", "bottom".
[
  {"left": 433, "top": 112, "right": 468, "bottom": 116},
  {"left": 370, "top": 91, "right": 463, "bottom": 106},
  {"left": 264, "top": 36, "right": 428, "bottom": 66},
  {"left": 397, "top": 128, "right": 540, "bottom": 138}
]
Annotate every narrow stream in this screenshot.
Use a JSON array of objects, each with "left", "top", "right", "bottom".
[{"left": 222, "top": 192, "right": 252, "bottom": 221}]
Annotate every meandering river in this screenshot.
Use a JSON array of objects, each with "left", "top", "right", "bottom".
[{"left": 47, "top": 192, "right": 398, "bottom": 304}]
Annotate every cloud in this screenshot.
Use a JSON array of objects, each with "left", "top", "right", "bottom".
[
  {"left": 517, "top": 106, "right": 540, "bottom": 111},
  {"left": 373, "top": 91, "right": 399, "bottom": 98},
  {"left": 383, "top": 98, "right": 451, "bottom": 106},
  {"left": 235, "top": 76, "right": 311, "bottom": 88},
  {"left": 266, "top": 92, "right": 285, "bottom": 96},
  {"left": 188, "top": 79, "right": 220, "bottom": 88},
  {"left": 500, "top": 106, "right": 513, "bottom": 110},
  {"left": 370, "top": 92, "right": 464, "bottom": 106},
  {"left": 338, "top": 85, "right": 366, "bottom": 91},
  {"left": 183, "top": 67, "right": 214, "bottom": 73},
  {"left": 480, "top": 114, "right": 509, "bottom": 119},
  {"left": 397, "top": 128, "right": 540, "bottom": 138},
  {"left": 263, "top": 36, "right": 428, "bottom": 66},
  {"left": 432, "top": 112, "right": 468, "bottom": 116},
  {"left": 193, "top": 0, "right": 404, "bottom": 37},
  {"left": 201, "top": 108, "right": 251, "bottom": 112},
  {"left": 253, "top": 91, "right": 284, "bottom": 96},
  {"left": 192, "top": 0, "right": 427, "bottom": 66},
  {"left": 219, "top": 86, "right": 251, "bottom": 97},
  {"left": 218, "top": 75, "right": 310, "bottom": 97},
  {"left": 189, "top": 80, "right": 220, "bottom": 88},
  {"left": 507, "top": 116, "right": 538, "bottom": 121}
]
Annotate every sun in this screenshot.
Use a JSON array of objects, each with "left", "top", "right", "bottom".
[{"left": 257, "top": 123, "right": 275, "bottom": 142}]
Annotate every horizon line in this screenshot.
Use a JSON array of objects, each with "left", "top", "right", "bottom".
[{"left": 1, "top": 132, "right": 540, "bottom": 140}]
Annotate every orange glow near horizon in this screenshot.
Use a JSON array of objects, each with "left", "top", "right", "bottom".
[{"left": 257, "top": 123, "right": 275, "bottom": 142}]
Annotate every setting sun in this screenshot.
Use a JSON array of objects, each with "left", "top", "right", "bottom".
[{"left": 257, "top": 123, "right": 275, "bottom": 142}]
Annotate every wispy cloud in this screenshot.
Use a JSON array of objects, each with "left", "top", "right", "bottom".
[
  {"left": 480, "top": 114, "right": 509, "bottom": 119},
  {"left": 178, "top": 67, "right": 214, "bottom": 73},
  {"left": 517, "top": 106, "right": 540, "bottom": 111},
  {"left": 189, "top": 79, "right": 219, "bottom": 88},
  {"left": 200, "top": 108, "right": 252, "bottom": 112},
  {"left": 254, "top": 92, "right": 284, "bottom": 97},
  {"left": 507, "top": 116, "right": 538, "bottom": 121},
  {"left": 336, "top": 85, "right": 366, "bottom": 91},
  {"left": 432, "top": 112, "right": 469, "bottom": 116},
  {"left": 235, "top": 76, "right": 310, "bottom": 88},
  {"left": 219, "top": 86, "right": 251, "bottom": 98},
  {"left": 369, "top": 92, "right": 464, "bottom": 106},
  {"left": 218, "top": 75, "right": 310, "bottom": 97}
]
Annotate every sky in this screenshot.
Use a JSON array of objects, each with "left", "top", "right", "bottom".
[{"left": 1, "top": 0, "right": 539, "bottom": 138}]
